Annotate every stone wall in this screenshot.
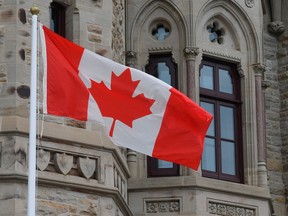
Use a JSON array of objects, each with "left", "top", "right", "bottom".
[
  {"left": 264, "top": 10, "right": 288, "bottom": 216},
  {"left": 278, "top": 29, "right": 288, "bottom": 215}
]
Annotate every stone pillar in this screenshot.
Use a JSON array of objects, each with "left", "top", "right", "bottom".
[
  {"left": 183, "top": 47, "right": 199, "bottom": 102},
  {"left": 268, "top": 0, "right": 285, "bottom": 35},
  {"left": 253, "top": 63, "right": 268, "bottom": 187},
  {"left": 126, "top": 51, "right": 138, "bottom": 178},
  {"left": 184, "top": 47, "right": 199, "bottom": 176}
]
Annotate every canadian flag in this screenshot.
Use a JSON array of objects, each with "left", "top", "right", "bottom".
[{"left": 39, "top": 25, "right": 212, "bottom": 170}]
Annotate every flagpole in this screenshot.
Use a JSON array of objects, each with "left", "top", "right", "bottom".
[{"left": 27, "top": 5, "right": 39, "bottom": 216}]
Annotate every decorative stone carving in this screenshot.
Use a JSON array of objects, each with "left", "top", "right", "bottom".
[
  {"left": 0, "top": 25, "right": 4, "bottom": 45},
  {"left": 252, "top": 63, "right": 266, "bottom": 76},
  {"left": 237, "top": 64, "right": 245, "bottom": 78},
  {"left": 36, "top": 147, "right": 100, "bottom": 180},
  {"left": 148, "top": 46, "right": 173, "bottom": 53},
  {"left": 208, "top": 201, "right": 255, "bottom": 216},
  {"left": 37, "top": 149, "right": 50, "bottom": 171},
  {"left": 54, "top": 153, "right": 73, "bottom": 175},
  {"left": 245, "top": 0, "right": 255, "bottom": 8},
  {"left": 0, "top": 63, "right": 7, "bottom": 82},
  {"left": 208, "top": 201, "right": 256, "bottom": 216},
  {"left": 183, "top": 47, "right": 199, "bottom": 60},
  {"left": 112, "top": 0, "right": 125, "bottom": 64},
  {"left": 0, "top": 142, "right": 2, "bottom": 167},
  {"left": 202, "top": 49, "right": 240, "bottom": 61},
  {"left": 146, "top": 200, "right": 180, "bottom": 213},
  {"left": 125, "top": 51, "right": 137, "bottom": 68},
  {"left": 77, "top": 157, "right": 96, "bottom": 179},
  {"left": 268, "top": 0, "right": 285, "bottom": 35},
  {"left": 268, "top": 21, "right": 285, "bottom": 35}
]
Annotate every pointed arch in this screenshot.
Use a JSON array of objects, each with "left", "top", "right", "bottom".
[
  {"left": 128, "top": 1, "right": 188, "bottom": 54},
  {"left": 195, "top": 0, "right": 261, "bottom": 65}
]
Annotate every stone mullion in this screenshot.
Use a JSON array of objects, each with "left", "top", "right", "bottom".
[
  {"left": 253, "top": 63, "right": 268, "bottom": 187},
  {"left": 125, "top": 51, "right": 138, "bottom": 178}
]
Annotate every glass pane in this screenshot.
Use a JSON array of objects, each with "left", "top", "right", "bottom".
[
  {"left": 220, "top": 106, "right": 234, "bottom": 140},
  {"left": 221, "top": 141, "right": 236, "bottom": 175},
  {"left": 219, "top": 69, "right": 233, "bottom": 94},
  {"left": 200, "top": 65, "right": 214, "bottom": 90},
  {"left": 157, "top": 62, "right": 171, "bottom": 85},
  {"left": 158, "top": 159, "right": 174, "bottom": 169},
  {"left": 202, "top": 138, "right": 216, "bottom": 172},
  {"left": 153, "top": 26, "right": 170, "bottom": 41},
  {"left": 200, "top": 102, "right": 215, "bottom": 136}
]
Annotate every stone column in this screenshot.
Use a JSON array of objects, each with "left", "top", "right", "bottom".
[
  {"left": 253, "top": 63, "right": 268, "bottom": 187},
  {"left": 184, "top": 47, "right": 199, "bottom": 176},
  {"left": 268, "top": 0, "right": 285, "bottom": 35},
  {"left": 183, "top": 47, "right": 199, "bottom": 102},
  {"left": 125, "top": 51, "right": 138, "bottom": 178}
]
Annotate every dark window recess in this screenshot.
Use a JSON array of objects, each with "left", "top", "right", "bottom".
[
  {"left": 50, "top": 2, "right": 65, "bottom": 37},
  {"left": 200, "top": 58, "right": 243, "bottom": 183},
  {"left": 145, "top": 53, "right": 179, "bottom": 177}
]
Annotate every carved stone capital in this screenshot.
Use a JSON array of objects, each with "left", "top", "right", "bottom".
[
  {"left": 245, "top": 0, "right": 255, "bottom": 8},
  {"left": 252, "top": 63, "right": 266, "bottom": 76},
  {"left": 268, "top": 21, "right": 285, "bottom": 35},
  {"left": 237, "top": 65, "right": 245, "bottom": 78},
  {"left": 125, "top": 51, "right": 137, "bottom": 67},
  {"left": 183, "top": 47, "right": 199, "bottom": 60},
  {"left": 261, "top": 80, "right": 270, "bottom": 89}
]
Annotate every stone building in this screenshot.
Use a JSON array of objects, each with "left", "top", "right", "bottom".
[{"left": 0, "top": 0, "right": 287, "bottom": 215}]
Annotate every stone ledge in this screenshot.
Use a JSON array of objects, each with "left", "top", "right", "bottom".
[{"left": 128, "top": 175, "right": 271, "bottom": 200}]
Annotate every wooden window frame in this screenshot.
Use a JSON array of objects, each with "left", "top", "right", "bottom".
[
  {"left": 50, "top": 1, "right": 66, "bottom": 37},
  {"left": 200, "top": 58, "right": 243, "bottom": 183},
  {"left": 145, "top": 53, "right": 179, "bottom": 177}
]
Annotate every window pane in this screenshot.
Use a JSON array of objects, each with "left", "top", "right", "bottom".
[
  {"left": 220, "top": 106, "right": 234, "bottom": 140},
  {"left": 200, "top": 102, "right": 215, "bottom": 136},
  {"left": 157, "top": 62, "right": 171, "bottom": 85},
  {"left": 219, "top": 69, "right": 233, "bottom": 94},
  {"left": 202, "top": 138, "right": 216, "bottom": 172},
  {"left": 221, "top": 141, "right": 236, "bottom": 175},
  {"left": 200, "top": 65, "right": 214, "bottom": 90},
  {"left": 158, "top": 160, "right": 174, "bottom": 168}
]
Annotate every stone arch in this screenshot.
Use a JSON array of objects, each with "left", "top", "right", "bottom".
[
  {"left": 195, "top": 0, "right": 261, "bottom": 65},
  {"left": 128, "top": 0, "right": 188, "bottom": 70}
]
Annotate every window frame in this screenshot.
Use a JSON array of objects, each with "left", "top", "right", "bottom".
[
  {"left": 200, "top": 58, "right": 243, "bottom": 183},
  {"left": 50, "top": 1, "right": 66, "bottom": 37},
  {"left": 145, "top": 53, "right": 179, "bottom": 177}
]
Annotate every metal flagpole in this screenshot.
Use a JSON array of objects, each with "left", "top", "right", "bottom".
[{"left": 27, "top": 5, "right": 39, "bottom": 216}]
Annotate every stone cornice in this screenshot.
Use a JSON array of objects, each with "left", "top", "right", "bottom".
[
  {"left": 202, "top": 48, "right": 241, "bottom": 61},
  {"left": 148, "top": 46, "right": 173, "bottom": 53}
]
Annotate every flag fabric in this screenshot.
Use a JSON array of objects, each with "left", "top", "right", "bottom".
[{"left": 39, "top": 24, "right": 213, "bottom": 170}]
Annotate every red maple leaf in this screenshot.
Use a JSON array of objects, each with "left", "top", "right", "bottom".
[{"left": 89, "top": 68, "right": 155, "bottom": 137}]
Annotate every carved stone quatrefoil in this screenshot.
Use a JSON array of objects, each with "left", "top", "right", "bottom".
[
  {"left": 37, "top": 149, "right": 50, "bottom": 171},
  {"left": 77, "top": 157, "right": 96, "bottom": 179},
  {"left": 54, "top": 153, "right": 73, "bottom": 175}
]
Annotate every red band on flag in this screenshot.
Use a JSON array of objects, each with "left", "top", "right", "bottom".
[
  {"left": 43, "top": 26, "right": 89, "bottom": 120},
  {"left": 152, "top": 88, "right": 212, "bottom": 170}
]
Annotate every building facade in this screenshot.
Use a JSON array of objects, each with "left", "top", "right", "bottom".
[{"left": 0, "top": 0, "right": 287, "bottom": 215}]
